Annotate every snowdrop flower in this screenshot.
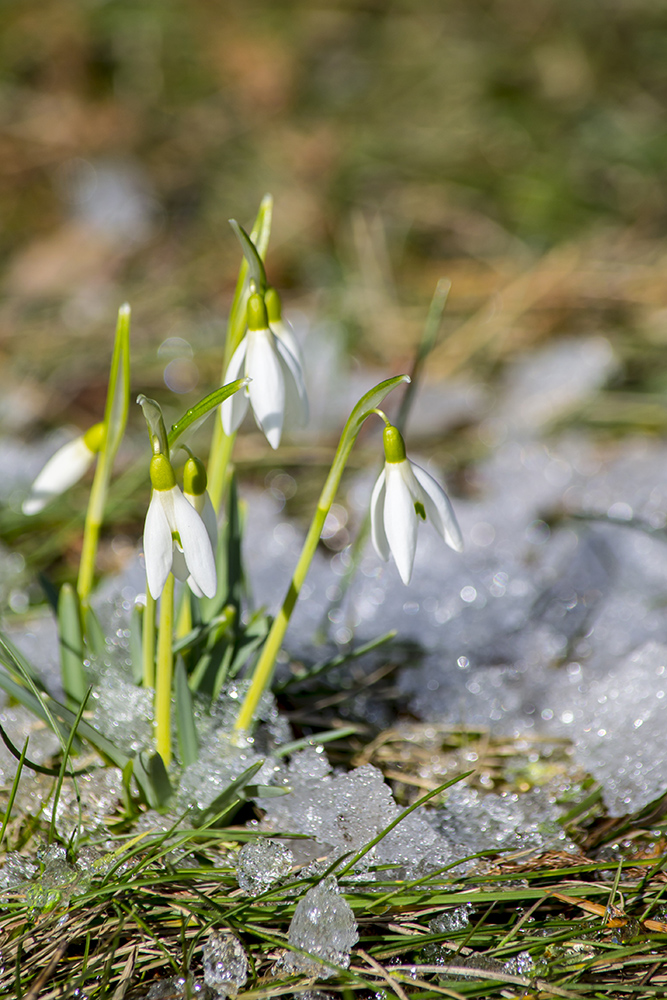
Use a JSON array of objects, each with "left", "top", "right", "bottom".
[
  {"left": 172, "top": 454, "right": 218, "bottom": 598},
  {"left": 221, "top": 291, "right": 307, "bottom": 449},
  {"left": 143, "top": 453, "right": 217, "bottom": 600},
  {"left": 22, "top": 422, "right": 104, "bottom": 515},
  {"left": 370, "top": 424, "right": 463, "bottom": 585},
  {"left": 265, "top": 285, "right": 305, "bottom": 368}
]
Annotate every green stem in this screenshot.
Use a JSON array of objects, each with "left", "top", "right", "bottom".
[
  {"left": 234, "top": 373, "right": 409, "bottom": 732},
  {"left": 142, "top": 589, "right": 156, "bottom": 689},
  {"left": 155, "top": 574, "right": 174, "bottom": 765},
  {"left": 77, "top": 304, "right": 131, "bottom": 607},
  {"left": 207, "top": 419, "right": 236, "bottom": 513},
  {"left": 76, "top": 448, "right": 112, "bottom": 606}
]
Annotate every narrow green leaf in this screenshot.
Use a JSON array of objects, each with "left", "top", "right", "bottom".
[
  {"left": 104, "top": 303, "right": 131, "bottom": 459},
  {"left": 0, "top": 736, "right": 28, "bottom": 846},
  {"left": 229, "top": 219, "right": 267, "bottom": 291},
  {"left": 0, "top": 721, "right": 89, "bottom": 776},
  {"left": 132, "top": 751, "right": 173, "bottom": 809},
  {"left": 167, "top": 378, "right": 248, "bottom": 450},
  {"left": 58, "top": 583, "right": 88, "bottom": 708},
  {"left": 226, "top": 194, "right": 273, "bottom": 364},
  {"left": 395, "top": 277, "right": 450, "bottom": 434},
  {"left": 49, "top": 686, "right": 93, "bottom": 845},
  {"left": 274, "top": 725, "right": 359, "bottom": 758},
  {"left": 191, "top": 759, "right": 264, "bottom": 828},
  {"left": 129, "top": 601, "right": 144, "bottom": 685},
  {"left": 242, "top": 784, "right": 290, "bottom": 799},
  {"left": 83, "top": 605, "right": 107, "bottom": 659},
  {"left": 337, "top": 771, "right": 474, "bottom": 876},
  {"left": 175, "top": 657, "right": 198, "bottom": 767},
  {"left": 275, "top": 630, "right": 397, "bottom": 692},
  {"left": 137, "top": 394, "right": 169, "bottom": 456}
]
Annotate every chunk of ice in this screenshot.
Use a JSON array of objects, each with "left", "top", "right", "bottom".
[
  {"left": 236, "top": 838, "right": 294, "bottom": 896},
  {"left": 261, "top": 756, "right": 447, "bottom": 871},
  {"left": 202, "top": 931, "right": 248, "bottom": 999},
  {"left": 552, "top": 640, "right": 667, "bottom": 814},
  {"left": 285, "top": 877, "right": 358, "bottom": 978}
]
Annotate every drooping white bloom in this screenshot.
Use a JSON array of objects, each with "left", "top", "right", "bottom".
[
  {"left": 370, "top": 425, "right": 463, "bottom": 585},
  {"left": 221, "top": 292, "right": 307, "bottom": 450},
  {"left": 22, "top": 423, "right": 104, "bottom": 516},
  {"left": 143, "top": 454, "right": 217, "bottom": 600},
  {"left": 172, "top": 454, "right": 219, "bottom": 598}
]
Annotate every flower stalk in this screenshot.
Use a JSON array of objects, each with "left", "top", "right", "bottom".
[
  {"left": 77, "top": 304, "right": 131, "bottom": 607},
  {"left": 155, "top": 573, "right": 175, "bottom": 764},
  {"left": 234, "top": 374, "right": 409, "bottom": 732}
]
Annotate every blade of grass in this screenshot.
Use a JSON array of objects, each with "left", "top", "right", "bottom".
[
  {"left": 336, "top": 772, "right": 473, "bottom": 877},
  {"left": 275, "top": 630, "right": 397, "bottom": 693},
  {"left": 48, "top": 686, "right": 92, "bottom": 846},
  {"left": 0, "top": 736, "right": 28, "bottom": 846}
]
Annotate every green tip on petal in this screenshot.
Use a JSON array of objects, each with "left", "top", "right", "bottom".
[
  {"left": 414, "top": 500, "right": 426, "bottom": 521},
  {"left": 247, "top": 292, "right": 269, "bottom": 331},
  {"left": 82, "top": 421, "right": 105, "bottom": 454},
  {"left": 383, "top": 424, "right": 407, "bottom": 464},
  {"left": 183, "top": 455, "right": 207, "bottom": 496},
  {"left": 265, "top": 286, "right": 282, "bottom": 323},
  {"left": 149, "top": 453, "right": 177, "bottom": 492}
]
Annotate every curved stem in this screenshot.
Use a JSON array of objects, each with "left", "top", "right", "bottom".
[{"left": 234, "top": 374, "right": 409, "bottom": 732}]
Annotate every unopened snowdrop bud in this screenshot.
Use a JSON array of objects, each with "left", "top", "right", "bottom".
[
  {"left": 370, "top": 423, "right": 463, "bottom": 585},
  {"left": 22, "top": 422, "right": 105, "bottom": 516},
  {"left": 143, "top": 453, "right": 217, "bottom": 601},
  {"left": 221, "top": 291, "right": 308, "bottom": 450}
]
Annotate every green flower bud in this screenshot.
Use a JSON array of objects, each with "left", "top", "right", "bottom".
[
  {"left": 149, "top": 453, "right": 177, "bottom": 492},
  {"left": 247, "top": 292, "right": 269, "bottom": 332},
  {"left": 83, "top": 421, "right": 105, "bottom": 454},
  {"left": 383, "top": 424, "right": 407, "bottom": 464},
  {"left": 183, "top": 455, "right": 207, "bottom": 497},
  {"left": 264, "top": 286, "right": 282, "bottom": 324}
]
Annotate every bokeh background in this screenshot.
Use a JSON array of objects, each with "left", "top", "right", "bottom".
[{"left": 3, "top": 0, "right": 667, "bottom": 579}]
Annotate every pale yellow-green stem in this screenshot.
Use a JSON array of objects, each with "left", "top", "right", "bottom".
[
  {"left": 234, "top": 503, "right": 329, "bottom": 732},
  {"left": 234, "top": 373, "right": 410, "bottom": 733},
  {"left": 155, "top": 574, "right": 175, "bottom": 765},
  {"left": 77, "top": 447, "right": 113, "bottom": 607},
  {"left": 176, "top": 589, "right": 192, "bottom": 641},
  {"left": 207, "top": 419, "right": 236, "bottom": 513},
  {"left": 142, "top": 590, "right": 156, "bottom": 689},
  {"left": 77, "top": 304, "right": 131, "bottom": 607}
]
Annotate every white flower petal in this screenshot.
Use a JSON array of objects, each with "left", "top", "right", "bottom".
[
  {"left": 369, "top": 469, "right": 390, "bottom": 561},
  {"left": 271, "top": 316, "right": 304, "bottom": 368},
  {"left": 275, "top": 336, "right": 308, "bottom": 428},
  {"left": 171, "top": 487, "right": 217, "bottom": 599},
  {"left": 143, "top": 491, "right": 174, "bottom": 599},
  {"left": 220, "top": 338, "right": 249, "bottom": 435},
  {"left": 23, "top": 436, "right": 95, "bottom": 515},
  {"left": 411, "top": 462, "right": 464, "bottom": 552},
  {"left": 384, "top": 463, "right": 419, "bottom": 585},
  {"left": 170, "top": 546, "right": 189, "bottom": 583},
  {"left": 246, "top": 328, "right": 285, "bottom": 449}
]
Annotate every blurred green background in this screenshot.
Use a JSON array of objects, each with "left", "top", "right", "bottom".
[{"left": 2, "top": 0, "right": 667, "bottom": 508}]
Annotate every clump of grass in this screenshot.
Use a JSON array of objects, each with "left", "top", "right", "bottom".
[{"left": 3, "top": 804, "right": 667, "bottom": 998}]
